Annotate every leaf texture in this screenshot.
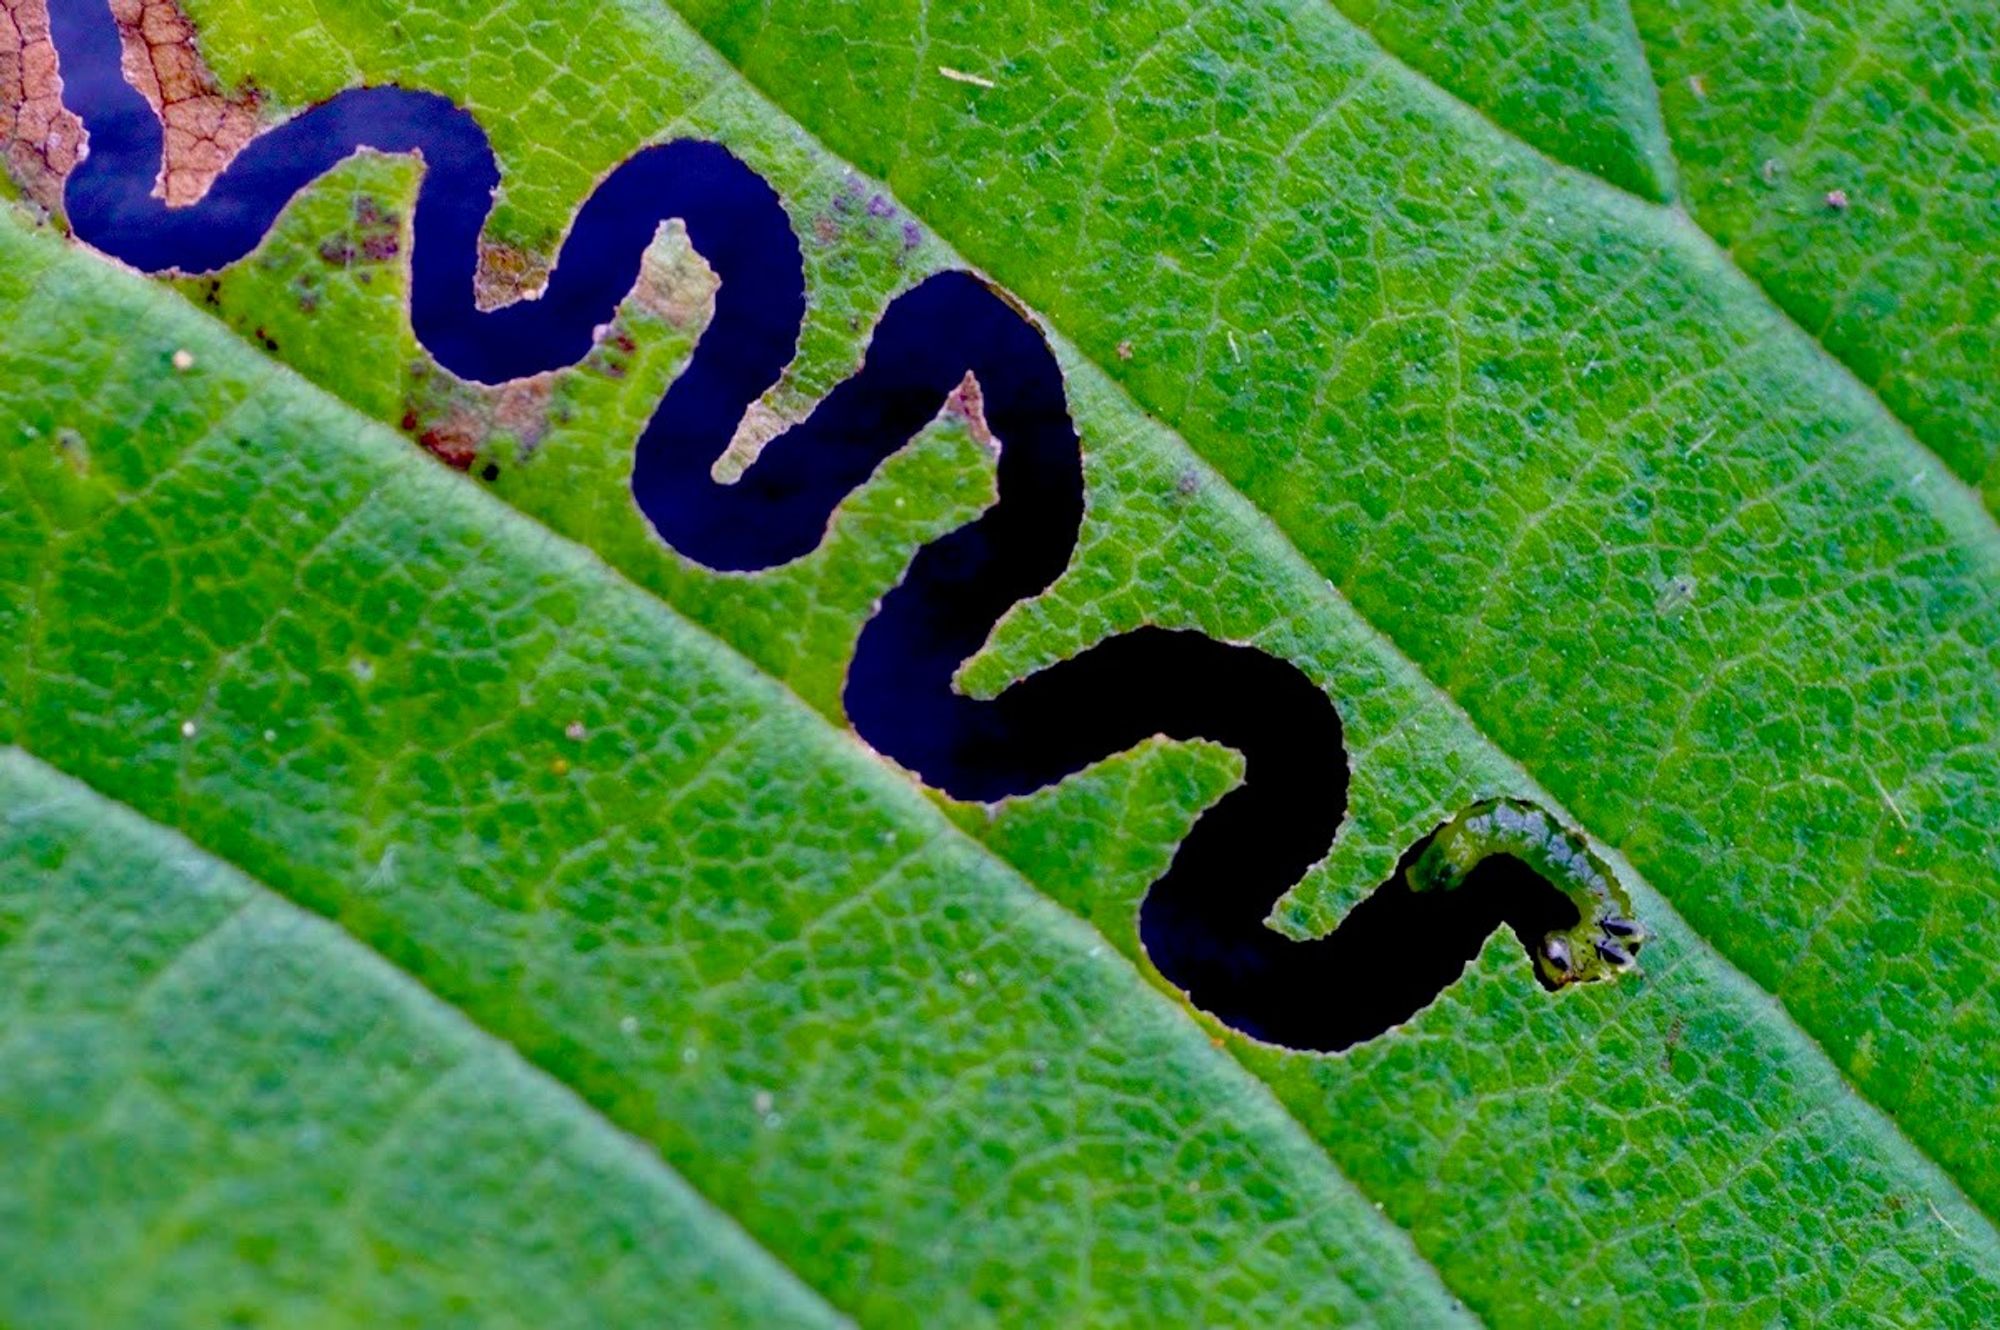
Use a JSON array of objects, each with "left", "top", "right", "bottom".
[{"left": 4, "top": 0, "right": 2000, "bottom": 1323}]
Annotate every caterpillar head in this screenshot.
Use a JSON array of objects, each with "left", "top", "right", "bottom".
[
  {"left": 1410, "top": 798, "right": 1649, "bottom": 990},
  {"left": 1536, "top": 912, "right": 1648, "bottom": 988}
]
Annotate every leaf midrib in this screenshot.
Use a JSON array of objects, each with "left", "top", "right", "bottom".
[{"left": 632, "top": 0, "right": 2000, "bottom": 1240}]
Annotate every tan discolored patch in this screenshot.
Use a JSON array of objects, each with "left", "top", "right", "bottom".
[
  {"left": 474, "top": 238, "right": 550, "bottom": 312},
  {"left": 110, "top": 0, "right": 261, "bottom": 205},
  {"left": 629, "top": 219, "right": 714, "bottom": 331},
  {"left": 1, "top": 0, "right": 85, "bottom": 211},
  {"left": 711, "top": 400, "right": 793, "bottom": 484}
]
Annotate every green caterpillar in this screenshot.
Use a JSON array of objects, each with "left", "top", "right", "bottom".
[{"left": 1407, "top": 798, "right": 1648, "bottom": 987}]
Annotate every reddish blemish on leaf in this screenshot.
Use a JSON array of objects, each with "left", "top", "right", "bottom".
[
  {"left": 941, "top": 370, "right": 996, "bottom": 453},
  {"left": 400, "top": 370, "right": 557, "bottom": 474},
  {"left": 414, "top": 416, "right": 480, "bottom": 471}
]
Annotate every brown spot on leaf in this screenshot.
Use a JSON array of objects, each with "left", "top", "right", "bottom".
[
  {"left": 0, "top": 0, "right": 85, "bottom": 211},
  {"left": 474, "top": 238, "right": 550, "bottom": 312},
  {"left": 942, "top": 371, "right": 998, "bottom": 454},
  {"left": 415, "top": 418, "right": 480, "bottom": 471},
  {"left": 401, "top": 371, "right": 557, "bottom": 473},
  {"left": 109, "top": 0, "right": 263, "bottom": 206}
]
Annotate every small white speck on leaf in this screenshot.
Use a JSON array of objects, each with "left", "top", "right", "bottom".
[
  {"left": 565, "top": 720, "right": 588, "bottom": 742},
  {"left": 171, "top": 349, "right": 195, "bottom": 372},
  {"left": 1687, "top": 74, "right": 1707, "bottom": 99},
  {"left": 1868, "top": 769, "right": 1910, "bottom": 829},
  {"left": 619, "top": 1015, "right": 640, "bottom": 1035},
  {"left": 753, "top": 1090, "right": 775, "bottom": 1115},
  {"left": 1929, "top": 1197, "right": 1965, "bottom": 1239},
  {"left": 179, "top": 720, "right": 197, "bottom": 739},
  {"left": 262, "top": 729, "right": 276, "bottom": 743},
  {"left": 681, "top": 1046, "right": 699, "bottom": 1065},
  {"left": 350, "top": 657, "right": 375, "bottom": 682},
  {"left": 938, "top": 65, "right": 997, "bottom": 89},
  {"left": 1825, "top": 188, "right": 1850, "bottom": 211}
]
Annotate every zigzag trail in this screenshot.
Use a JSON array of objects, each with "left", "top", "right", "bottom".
[{"left": 45, "top": 0, "right": 1643, "bottom": 1049}]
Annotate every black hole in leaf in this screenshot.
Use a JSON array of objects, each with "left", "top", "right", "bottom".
[{"left": 49, "top": 0, "right": 1636, "bottom": 1051}]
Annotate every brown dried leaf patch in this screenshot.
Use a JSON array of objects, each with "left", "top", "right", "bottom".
[
  {"left": 1, "top": 0, "right": 84, "bottom": 211},
  {"left": 110, "top": 0, "right": 261, "bottom": 205}
]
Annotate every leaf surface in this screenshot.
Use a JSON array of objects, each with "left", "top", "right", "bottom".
[
  {"left": 5, "top": 0, "right": 2000, "bottom": 1323},
  {"left": 0, "top": 749, "right": 848, "bottom": 1329}
]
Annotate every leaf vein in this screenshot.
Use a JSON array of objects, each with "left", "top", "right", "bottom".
[
  {"left": 636, "top": 0, "right": 2000, "bottom": 1251},
  {"left": 3, "top": 743, "right": 862, "bottom": 1330}
]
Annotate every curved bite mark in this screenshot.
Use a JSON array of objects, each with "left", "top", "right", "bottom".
[{"left": 47, "top": 0, "right": 1648, "bottom": 1053}]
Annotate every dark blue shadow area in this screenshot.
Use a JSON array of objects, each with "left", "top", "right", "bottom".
[{"left": 49, "top": 0, "right": 1583, "bottom": 1050}]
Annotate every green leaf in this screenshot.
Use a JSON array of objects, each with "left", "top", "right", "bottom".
[
  {"left": 6, "top": 0, "right": 2000, "bottom": 1323},
  {"left": 0, "top": 749, "right": 848, "bottom": 1329},
  {"left": 0, "top": 215, "right": 1471, "bottom": 1326}
]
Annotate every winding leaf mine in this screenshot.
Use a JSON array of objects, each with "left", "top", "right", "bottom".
[{"left": 4, "top": 0, "right": 1999, "bottom": 1323}]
